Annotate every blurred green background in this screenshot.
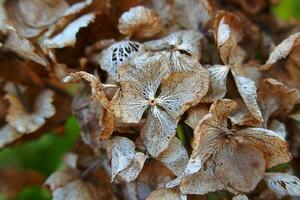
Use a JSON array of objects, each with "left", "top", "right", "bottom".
[{"left": 1, "top": 0, "right": 300, "bottom": 199}]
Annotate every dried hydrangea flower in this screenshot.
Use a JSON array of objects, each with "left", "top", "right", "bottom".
[
  {"left": 118, "top": 6, "right": 163, "bottom": 38},
  {"left": 99, "top": 40, "right": 145, "bottom": 81},
  {"left": 111, "top": 53, "right": 209, "bottom": 156},
  {"left": 42, "top": 13, "right": 95, "bottom": 48},
  {"left": 264, "top": 173, "right": 300, "bottom": 198},
  {"left": 177, "top": 99, "right": 291, "bottom": 195},
  {"left": 203, "top": 12, "right": 263, "bottom": 124},
  {"left": 185, "top": 104, "right": 209, "bottom": 129},
  {"left": 260, "top": 32, "right": 300, "bottom": 90},
  {"left": 233, "top": 194, "right": 249, "bottom": 200},
  {"left": 63, "top": 71, "right": 114, "bottom": 140},
  {"left": 107, "top": 137, "right": 147, "bottom": 182},
  {"left": 6, "top": 90, "right": 56, "bottom": 133},
  {"left": 144, "top": 30, "right": 204, "bottom": 72},
  {"left": 146, "top": 188, "right": 186, "bottom": 200}
]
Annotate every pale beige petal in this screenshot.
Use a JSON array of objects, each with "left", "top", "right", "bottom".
[
  {"left": 185, "top": 104, "right": 209, "bottom": 129},
  {"left": 233, "top": 74, "right": 263, "bottom": 122},
  {"left": 118, "top": 6, "right": 163, "bottom": 38},
  {"left": 109, "top": 137, "right": 136, "bottom": 181},
  {"left": 157, "top": 70, "right": 209, "bottom": 120},
  {"left": 99, "top": 40, "right": 145, "bottom": 81},
  {"left": 146, "top": 189, "right": 186, "bottom": 200},
  {"left": 237, "top": 128, "right": 292, "bottom": 168},
  {"left": 201, "top": 65, "right": 230, "bottom": 103},
  {"left": 264, "top": 32, "right": 300, "bottom": 67},
  {"left": 43, "top": 13, "right": 95, "bottom": 48},
  {"left": 6, "top": 90, "right": 56, "bottom": 133},
  {"left": 110, "top": 53, "right": 168, "bottom": 123},
  {"left": 180, "top": 161, "right": 224, "bottom": 195},
  {"left": 157, "top": 137, "right": 189, "bottom": 176},
  {"left": 264, "top": 173, "right": 300, "bottom": 198},
  {"left": 0, "top": 125, "right": 22, "bottom": 148},
  {"left": 142, "top": 107, "right": 177, "bottom": 157},
  {"left": 45, "top": 169, "right": 79, "bottom": 191},
  {"left": 214, "top": 144, "right": 265, "bottom": 193}
]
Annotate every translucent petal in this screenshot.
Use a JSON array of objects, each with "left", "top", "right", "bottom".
[
  {"left": 157, "top": 70, "right": 209, "bottom": 120},
  {"left": 142, "top": 107, "right": 177, "bottom": 157},
  {"left": 99, "top": 40, "right": 145, "bottom": 81}
]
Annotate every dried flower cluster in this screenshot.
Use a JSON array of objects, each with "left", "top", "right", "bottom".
[{"left": 1, "top": 0, "right": 300, "bottom": 200}]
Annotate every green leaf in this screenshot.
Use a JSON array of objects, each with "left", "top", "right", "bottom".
[{"left": 14, "top": 186, "right": 51, "bottom": 200}]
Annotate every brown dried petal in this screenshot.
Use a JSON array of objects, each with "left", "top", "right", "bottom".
[
  {"left": 237, "top": 128, "right": 292, "bottom": 168},
  {"left": 42, "top": 13, "right": 95, "bottom": 48},
  {"left": 258, "top": 78, "right": 300, "bottom": 126},
  {"left": 99, "top": 40, "right": 145, "bottom": 81},
  {"left": 201, "top": 65, "right": 229, "bottom": 103},
  {"left": 232, "top": 194, "right": 249, "bottom": 200},
  {"left": 264, "top": 173, "right": 300, "bottom": 198},
  {"left": 118, "top": 6, "right": 163, "bottom": 38},
  {"left": 6, "top": 90, "right": 56, "bottom": 133},
  {"left": 185, "top": 104, "right": 209, "bottom": 129}
]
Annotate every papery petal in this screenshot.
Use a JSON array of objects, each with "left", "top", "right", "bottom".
[
  {"left": 201, "top": 65, "right": 229, "bottom": 102},
  {"left": 142, "top": 107, "right": 177, "bottom": 157},
  {"left": 146, "top": 189, "right": 186, "bottom": 200}
]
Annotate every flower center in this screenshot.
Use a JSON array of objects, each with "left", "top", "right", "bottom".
[{"left": 149, "top": 98, "right": 157, "bottom": 106}]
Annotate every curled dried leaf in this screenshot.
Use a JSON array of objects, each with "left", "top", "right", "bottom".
[
  {"left": 6, "top": 90, "right": 56, "bottom": 133},
  {"left": 118, "top": 6, "right": 163, "bottom": 38}
]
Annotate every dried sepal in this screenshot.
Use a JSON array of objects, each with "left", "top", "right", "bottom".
[
  {"left": 233, "top": 74, "right": 263, "bottom": 123},
  {"left": 201, "top": 65, "right": 230, "bottom": 103},
  {"left": 213, "top": 11, "right": 245, "bottom": 67},
  {"left": 42, "top": 13, "right": 95, "bottom": 48},
  {"left": 185, "top": 104, "right": 209, "bottom": 129},
  {"left": 144, "top": 30, "right": 205, "bottom": 72},
  {"left": 146, "top": 189, "right": 186, "bottom": 200},
  {"left": 6, "top": 90, "right": 56, "bottom": 133},
  {"left": 264, "top": 173, "right": 300, "bottom": 198},
  {"left": 99, "top": 40, "right": 145, "bottom": 81},
  {"left": 63, "top": 71, "right": 114, "bottom": 140},
  {"left": 108, "top": 137, "right": 147, "bottom": 182},
  {"left": 1, "top": 28, "right": 48, "bottom": 66},
  {"left": 156, "top": 137, "right": 188, "bottom": 176},
  {"left": 118, "top": 6, "right": 163, "bottom": 38},
  {"left": 258, "top": 78, "right": 300, "bottom": 126}
]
